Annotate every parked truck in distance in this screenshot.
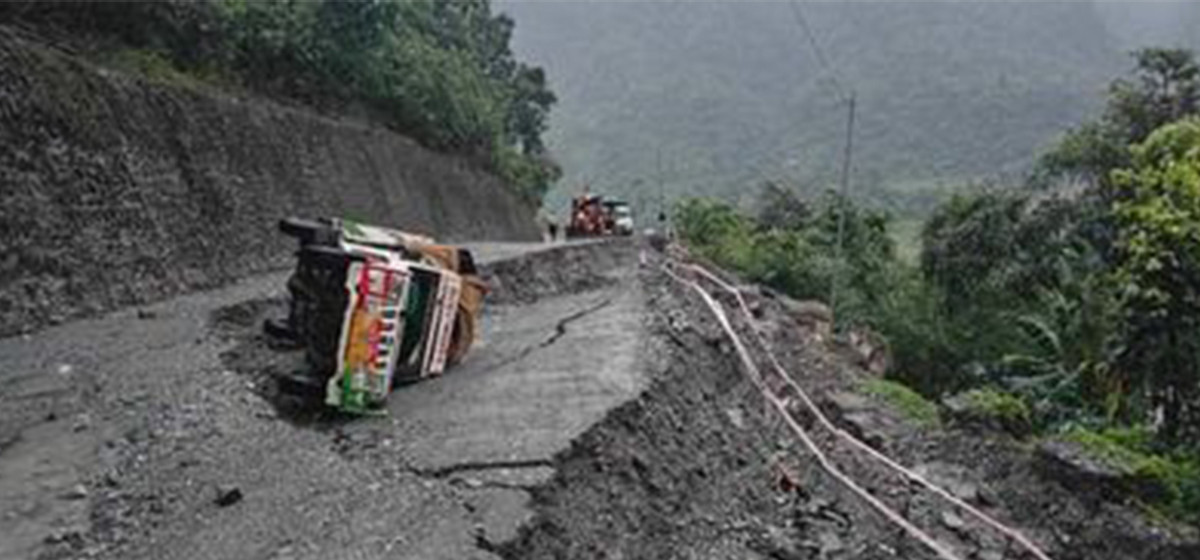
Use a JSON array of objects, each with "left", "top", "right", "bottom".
[{"left": 567, "top": 194, "right": 634, "bottom": 238}]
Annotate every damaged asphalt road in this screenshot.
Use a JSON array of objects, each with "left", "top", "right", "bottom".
[
  {"left": 0, "top": 240, "right": 641, "bottom": 560},
  {"left": 5, "top": 237, "right": 1196, "bottom": 560}
]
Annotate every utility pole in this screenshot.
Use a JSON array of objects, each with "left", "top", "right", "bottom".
[
  {"left": 657, "top": 147, "right": 667, "bottom": 229},
  {"left": 829, "top": 91, "right": 856, "bottom": 323}
]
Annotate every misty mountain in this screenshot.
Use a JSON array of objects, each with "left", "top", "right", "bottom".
[{"left": 503, "top": 1, "right": 1187, "bottom": 218}]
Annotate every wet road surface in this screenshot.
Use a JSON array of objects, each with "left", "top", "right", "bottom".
[{"left": 0, "top": 241, "right": 642, "bottom": 560}]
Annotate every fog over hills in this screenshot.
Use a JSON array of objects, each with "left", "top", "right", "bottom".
[{"left": 503, "top": 0, "right": 1198, "bottom": 218}]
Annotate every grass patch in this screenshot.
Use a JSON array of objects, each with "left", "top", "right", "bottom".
[
  {"left": 859, "top": 378, "right": 941, "bottom": 427},
  {"left": 1064, "top": 425, "right": 1200, "bottom": 525},
  {"left": 963, "top": 387, "right": 1031, "bottom": 429},
  {"left": 100, "top": 48, "right": 234, "bottom": 90}
]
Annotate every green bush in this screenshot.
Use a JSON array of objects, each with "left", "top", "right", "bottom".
[
  {"left": 860, "top": 378, "right": 942, "bottom": 427},
  {"left": 1064, "top": 426, "right": 1200, "bottom": 524},
  {"left": 958, "top": 388, "right": 1033, "bottom": 435},
  {"left": 964, "top": 388, "right": 1030, "bottom": 424}
]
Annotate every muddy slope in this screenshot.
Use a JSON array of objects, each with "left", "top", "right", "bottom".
[
  {"left": 0, "top": 26, "right": 539, "bottom": 337},
  {"left": 497, "top": 257, "right": 1199, "bottom": 560},
  {"left": 498, "top": 266, "right": 916, "bottom": 559}
]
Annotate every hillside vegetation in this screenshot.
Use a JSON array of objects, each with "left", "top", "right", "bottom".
[
  {"left": 676, "top": 48, "right": 1200, "bottom": 524},
  {"left": 506, "top": 1, "right": 1194, "bottom": 217},
  {"left": 1, "top": 0, "right": 558, "bottom": 200}
]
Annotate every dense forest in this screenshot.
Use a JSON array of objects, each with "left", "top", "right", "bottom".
[
  {"left": 0, "top": 0, "right": 559, "bottom": 200},
  {"left": 675, "top": 47, "right": 1200, "bottom": 524},
  {"left": 507, "top": 0, "right": 1200, "bottom": 218}
]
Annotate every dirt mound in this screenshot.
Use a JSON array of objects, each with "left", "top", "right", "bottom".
[{"left": 483, "top": 240, "right": 634, "bottom": 305}]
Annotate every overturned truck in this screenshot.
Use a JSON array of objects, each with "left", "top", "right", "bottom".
[{"left": 269, "top": 217, "right": 487, "bottom": 414}]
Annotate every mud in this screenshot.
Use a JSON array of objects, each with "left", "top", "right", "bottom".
[
  {"left": 0, "top": 241, "right": 636, "bottom": 560},
  {"left": 496, "top": 264, "right": 917, "bottom": 560},
  {"left": 4, "top": 238, "right": 1196, "bottom": 560},
  {"left": 494, "top": 252, "right": 1200, "bottom": 560}
]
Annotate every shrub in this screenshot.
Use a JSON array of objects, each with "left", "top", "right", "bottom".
[
  {"left": 7, "top": 0, "right": 557, "bottom": 200},
  {"left": 959, "top": 388, "right": 1033, "bottom": 435},
  {"left": 860, "top": 378, "right": 942, "bottom": 427},
  {"left": 1064, "top": 425, "right": 1200, "bottom": 524}
]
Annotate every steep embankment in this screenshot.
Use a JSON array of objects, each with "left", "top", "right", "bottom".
[
  {"left": 498, "top": 251, "right": 1199, "bottom": 560},
  {"left": 0, "top": 27, "right": 540, "bottom": 337}
]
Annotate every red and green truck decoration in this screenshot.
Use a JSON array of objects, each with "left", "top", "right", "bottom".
[{"left": 272, "top": 217, "right": 487, "bottom": 414}]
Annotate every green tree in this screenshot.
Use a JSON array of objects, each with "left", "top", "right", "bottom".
[
  {"left": 920, "top": 190, "right": 1026, "bottom": 312},
  {"left": 1112, "top": 117, "right": 1200, "bottom": 443},
  {"left": 1039, "top": 48, "right": 1200, "bottom": 191},
  {"left": 3, "top": 0, "right": 558, "bottom": 200},
  {"left": 754, "top": 181, "right": 811, "bottom": 232}
]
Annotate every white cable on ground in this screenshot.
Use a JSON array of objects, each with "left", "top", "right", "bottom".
[
  {"left": 680, "top": 262, "right": 1053, "bottom": 560},
  {"left": 662, "top": 264, "right": 965, "bottom": 560}
]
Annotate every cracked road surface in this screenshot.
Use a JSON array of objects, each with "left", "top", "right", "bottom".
[
  {"left": 0, "top": 241, "right": 642, "bottom": 560},
  {"left": 387, "top": 292, "right": 636, "bottom": 475}
]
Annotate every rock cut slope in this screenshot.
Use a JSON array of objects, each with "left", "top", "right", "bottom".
[{"left": 0, "top": 26, "right": 539, "bottom": 338}]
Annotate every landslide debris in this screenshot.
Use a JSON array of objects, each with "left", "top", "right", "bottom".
[{"left": 496, "top": 252, "right": 1199, "bottom": 560}]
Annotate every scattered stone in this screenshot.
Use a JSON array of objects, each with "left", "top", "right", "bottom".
[
  {"left": 847, "top": 327, "right": 890, "bottom": 376},
  {"left": 726, "top": 407, "right": 746, "bottom": 429},
  {"left": 946, "top": 480, "right": 980, "bottom": 504},
  {"left": 44, "top": 529, "right": 83, "bottom": 546},
  {"left": 913, "top": 462, "right": 988, "bottom": 506},
  {"left": 268, "top": 544, "right": 296, "bottom": 560},
  {"left": 61, "top": 484, "right": 89, "bottom": 501},
  {"left": 754, "top": 526, "right": 807, "bottom": 560},
  {"left": 841, "top": 410, "right": 893, "bottom": 450},
  {"left": 56, "top": 363, "right": 73, "bottom": 375},
  {"left": 72, "top": 413, "right": 91, "bottom": 432},
  {"left": 1035, "top": 439, "right": 1154, "bottom": 502},
  {"left": 817, "top": 531, "right": 845, "bottom": 554},
  {"left": 941, "top": 511, "right": 966, "bottom": 531},
  {"left": 778, "top": 297, "right": 832, "bottom": 343},
  {"left": 825, "top": 391, "right": 871, "bottom": 415},
  {"left": 745, "top": 294, "right": 765, "bottom": 318},
  {"left": 214, "top": 485, "right": 243, "bottom": 507}
]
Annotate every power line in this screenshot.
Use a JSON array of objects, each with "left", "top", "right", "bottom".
[
  {"left": 829, "top": 91, "right": 856, "bottom": 320},
  {"left": 786, "top": 0, "right": 848, "bottom": 103},
  {"left": 783, "top": 0, "right": 857, "bottom": 324}
]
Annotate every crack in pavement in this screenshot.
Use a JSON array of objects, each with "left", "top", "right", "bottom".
[
  {"left": 541, "top": 297, "right": 614, "bottom": 348},
  {"left": 484, "top": 297, "right": 614, "bottom": 373},
  {"left": 414, "top": 458, "right": 555, "bottom": 479},
  {"left": 450, "top": 477, "right": 538, "bottom": 492}
]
